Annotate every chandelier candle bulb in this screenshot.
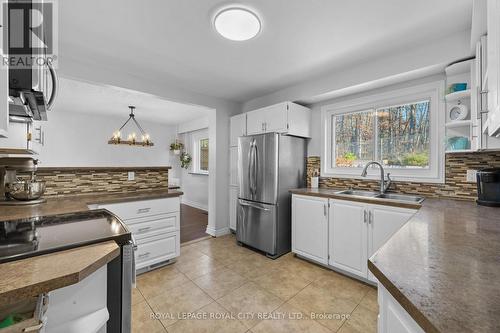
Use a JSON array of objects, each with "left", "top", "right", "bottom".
[{"left": 108, "top": 106, "right": 154, "bottom": 146}]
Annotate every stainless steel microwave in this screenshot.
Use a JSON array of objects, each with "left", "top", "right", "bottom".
[{"left": 7, "top": 0, "right": 58, "bottom": 123}]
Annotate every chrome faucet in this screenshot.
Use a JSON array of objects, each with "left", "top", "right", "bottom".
[{"left": 361, "top": 161, "right": 392, "bottom": 194}]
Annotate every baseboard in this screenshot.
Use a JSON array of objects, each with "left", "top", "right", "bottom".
[
  {"left": 181, "top": 199, "right": 208, "bottom": 212},
  {"left": 205, "top": 226, "right": 231, "bottom": 237}
]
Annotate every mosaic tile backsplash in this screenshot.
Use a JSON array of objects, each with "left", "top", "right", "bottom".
[
  {"left": 36, "top": 167, "right": 169, "bottom": 197},
  {"left": 307, "top": 152, "right": 500, "bottom": 200}
]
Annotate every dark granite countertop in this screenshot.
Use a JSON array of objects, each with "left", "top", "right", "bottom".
[
  {"left": 0, "top": 241, "right": 119, "bottom": 304},
  {"left": 369, "top": 198, "right": 500, "bottom": 333},
  {"left": 290, "top": 188, "right": 500, "bottom": 333},
  {"left": 289, "top": 187, "right": 422, "bottom": 209},
  {"left": 0, "top": 189, "right": 183, "bottom": 222}
]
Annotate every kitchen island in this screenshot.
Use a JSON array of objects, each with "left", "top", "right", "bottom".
[
  {"left": 369, "top": 197, "right": 500, "bottom": 333},
  {"left": 0, "top": 189, "right": 183, "bottom": 332},
  {"left": 290, "top": 188, "right": 500, "bottom": 333}
]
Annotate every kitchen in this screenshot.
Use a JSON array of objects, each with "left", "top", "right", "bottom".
[{"left": 1, "top": 1, "right": 500, "bottom": 333}]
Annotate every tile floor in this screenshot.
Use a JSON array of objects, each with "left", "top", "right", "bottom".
[{"left": 132, "top": 234, "right": 378, "bottom": 333}]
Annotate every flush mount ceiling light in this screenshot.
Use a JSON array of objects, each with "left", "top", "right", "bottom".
[
  {"left": 108, "top": 106, "right": 153, "bottom": 147},
  {"left": 214, "top": 7, "right": 261, "bottom": 41}
]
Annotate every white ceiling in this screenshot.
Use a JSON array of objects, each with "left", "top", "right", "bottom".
[
  {"left": 54, "top": 78, "right": 211, "bottom": 124},
  {"left": 59, "top": 0, "right": 473, "bottom": 102}
]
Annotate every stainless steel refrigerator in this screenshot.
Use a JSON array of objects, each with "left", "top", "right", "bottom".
[{"left": 237, "top": 132, "right": 307, "bottom": 258}]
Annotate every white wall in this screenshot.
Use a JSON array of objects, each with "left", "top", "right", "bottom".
[
  {"left": 37, "top": 111, "right": 177, "bottom": 167},
  {"left": 59, "top": 55, "right": 241, "bottom": 236},
  {"left": 242, "top": 30, "right": 470, "bottom": 112},
  {"left": 171, "top": 126, "right": 209, "bottom": 211}
]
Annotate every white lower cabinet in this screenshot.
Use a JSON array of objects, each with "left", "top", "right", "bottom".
[
  {"left": 367, "top": 205, "right": 415, "bottom": 282},
  {"left": 291, "top": 194, "right": 416, "bottom": 282},
  {"left": 96, "top": 197, "right": 181, "bottom": 272},
  {"left": 329, "top": 200, "right": 368, "bottom": 277},
  {"left": 45, "top": 266, "right": 109, "bottom": 333},
  {"left": 292, "top": 195, "right": 329, "bottom": 265},
  {"left": 378, "top": 284, "right": 424, "bottom": 333}
]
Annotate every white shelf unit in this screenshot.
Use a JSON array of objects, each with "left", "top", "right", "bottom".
[
  {"left": 444, "top": 89, "right": 472, "bottom": 102},
  {"left": 445, "top": 120, "right": 472, "bottom": 128},
  {"left": 445, "top": 60, "right": 475, "bottom": 152}
]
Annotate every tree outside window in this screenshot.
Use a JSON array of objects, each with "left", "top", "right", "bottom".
[{"left": 334, "top": 100, "right": 430, "bottom": 169}]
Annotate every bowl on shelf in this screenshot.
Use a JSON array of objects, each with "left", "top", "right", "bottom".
[
  {"left": 446, "top": 136, "right": 470, "bottom": 151},
  {"left": 449, "top": 83, "right": 468, "bottom": 93}
]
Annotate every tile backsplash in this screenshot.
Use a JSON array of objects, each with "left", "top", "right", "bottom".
[
  {"left": 36, "top": 167, "right": 169, "bottom": 197},
  {"left": 307, "top": 152, "right": 500, "bottom": 200}
]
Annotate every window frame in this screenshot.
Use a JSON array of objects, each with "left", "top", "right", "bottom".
[
  {"left": 191, "top": 131, "right": 209, "bottom": 175},
  {"left": 321, "top": 81, "right": 445, "bottom": 183}
]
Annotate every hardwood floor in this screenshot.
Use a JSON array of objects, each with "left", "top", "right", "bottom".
[{"left": 180, "top": 204, "right": 209, "bottom": 243}]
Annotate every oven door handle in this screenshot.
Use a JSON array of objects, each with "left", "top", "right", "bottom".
[{"left": 131, "top": 235, "right": 137, "bottom": 287}]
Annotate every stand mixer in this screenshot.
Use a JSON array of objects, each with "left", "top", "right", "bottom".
[{"left": 0, "top": 157, "right": 46, "bottom": 205}]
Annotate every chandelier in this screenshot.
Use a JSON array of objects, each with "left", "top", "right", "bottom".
[{"left": 108, "top": 106, "right": 153, "bottom": 146}]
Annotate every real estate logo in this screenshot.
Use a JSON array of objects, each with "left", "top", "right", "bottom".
[{"left": 1, "top": 0, "right": 58, "bottom": 68}]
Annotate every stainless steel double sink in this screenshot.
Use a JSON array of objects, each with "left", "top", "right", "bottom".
[{"left": 335, "top": 189, "right": 424, "bottom": 204}]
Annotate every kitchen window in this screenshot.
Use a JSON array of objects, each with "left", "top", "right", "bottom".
[{"left": 322, "top": 82, "right": 444, "bottom": 182}]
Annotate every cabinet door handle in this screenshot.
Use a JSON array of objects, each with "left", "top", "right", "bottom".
[
  {"left": 137, "top": 208, "right": 151, "bottom": 214},
  {"left": 138, "top": 252, "right": 150, "bottom": 258},
  {"left": 138, "top": 226, "right": 151, "bottom": 233},
  {"left": 363, "top": 210, "right": 367, "bottom": 223},
  {"left": 323, "top": 204, "right": 327, "bottom": 217},
  {"left": 368, "top": 211, "right": 372, "bottom": 224}
]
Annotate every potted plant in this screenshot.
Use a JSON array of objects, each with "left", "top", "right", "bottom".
[
  {"left": 169, "top": 141, "right": 184, "bottom": 155},
  {"left": 180, "top": 152, "right": 192, "bottom": 169}
]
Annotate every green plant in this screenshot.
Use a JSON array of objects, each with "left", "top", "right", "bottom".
[
  {"left": 402, "top": 152, "right": 429, "bottom": 167},
  {"left": 180, "top": 152, "right": 192, "bottom": 169},
  {"left": 170, "top": 141, "right": 184, "bottom": 151},
  {"left": 343, "top": 152, "right": 357, "bottom": 161}
]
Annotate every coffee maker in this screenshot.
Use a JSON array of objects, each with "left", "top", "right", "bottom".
[{"left": 0, "top": 157, "right": 46, "bottom": 205}]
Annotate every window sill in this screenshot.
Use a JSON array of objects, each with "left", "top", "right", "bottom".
[
  {"left": 320, "top": 171, "right": 444, "bottom": 184},
  {"left": 188, "top": 172, "right": 209, "bottom": 176}
]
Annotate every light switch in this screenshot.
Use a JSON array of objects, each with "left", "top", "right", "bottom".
[
  {"left": 466, "top": 170, "right": 477, "bottom": 183},
  {"left": 128, "top": 171, "right": 135, "bottom": 181}
]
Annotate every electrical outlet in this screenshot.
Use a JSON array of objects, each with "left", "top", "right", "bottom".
[
  {"left": 128, "top": 171, "right": 135, "bottom": 181},
  {"left": 466, "top": 169, "right": 477, "bottom": 183}
]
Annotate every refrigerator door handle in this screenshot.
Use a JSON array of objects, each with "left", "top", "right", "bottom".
[
  {"left": 239, "top": 199, "right": 271, "bottom": 211},
  {"left": 252, "top": 143, "right": 258, "bottom": 196},
  {"left": 248, "top": 140, "right": 258, "bottom": 197},
  {"left": 248, "top": 141, "right": 254, "bottom": 196}
]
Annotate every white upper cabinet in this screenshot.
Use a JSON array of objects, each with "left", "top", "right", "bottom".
[
  {"left": 329, "top": 200, "right": 368, "bottom": 278},
  {"left": 230, "top": 113, "right": 247, "bottom": 147},
  {"left": 292, "top": 195, "right": 329, "bottom": 264},
  {"left": 487, "top": 0, "right": 500, "bottom": 136},
  {"left": 246, "top": 102, "right": 311, "bottom": 138}
]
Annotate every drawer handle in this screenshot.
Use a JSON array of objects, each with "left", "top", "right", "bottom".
[
  {"left": 138, "top": 227, "right": 151, "bottom": 233},
  {"left": 137, "top": 208, "right": 151, "bottom": 214},
  {"left": 138, "top": 252, "right": 150, "bottom": 258}
]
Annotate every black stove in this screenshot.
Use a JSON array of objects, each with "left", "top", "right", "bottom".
[{"left": 0, "top": 209, "right": 131, "bottom": 264}]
